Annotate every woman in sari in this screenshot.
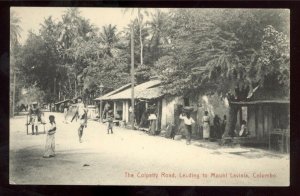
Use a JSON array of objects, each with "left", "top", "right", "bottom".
[{"left": 202, "top": 111, "right": 210, "bottom": 140}]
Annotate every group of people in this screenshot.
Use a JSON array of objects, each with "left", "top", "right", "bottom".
[
  {"left": 178, "top": 109, "right": 248, "bottom": 145},
  {"left": 40, "top": 97, "right": 89, "bottom": 158},
  {"left": 35, "top": 97, "right": 249, "bottom": 157}
]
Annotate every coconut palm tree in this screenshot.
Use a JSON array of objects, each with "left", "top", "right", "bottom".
[
  {"left": 147, "top": 9, "right": 169, "bottom": 63},
  {"left": 100, "top": 24, "right": 119, "bottom": 57},
  {"left": 10, "top": 11, "right": 22, "bottom": 50},
  {"left": 10, "top": 11, "right": 22, "bottom": 117},
  {"left": 123, "top": 8, "right": 149, "bottom": 66}
]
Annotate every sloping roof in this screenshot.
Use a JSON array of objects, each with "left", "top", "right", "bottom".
[
  {"left": 136, "top": 86, "right": 164, "bottom": 99},
  {"left": 247, "top": 86, "right": 289, "bottom": 101},
  {"left": 231, "top": 100, "right": 290, "bottom": 105},
  {"left": 54, "top": 99, "right": 70, "bottom": 105},
  {"left": 94, "top": 83, "right": 131, "bottom": 101},
  {"left": 99, "top": 80, "right": 162, "bottom": 100}
]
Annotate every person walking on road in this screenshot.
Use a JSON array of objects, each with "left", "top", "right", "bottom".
[
  {"left": 179, "top": 112, "right": 195, "bottom": 145},
  {"left": 71, "top": 97, "right": 87, "bottom": 143},
  {"left": 43, "top": 115, "right": 56, "bottom": 158},
  {"left": 63, "top": 103, "right": 69, "bottom": 124}
]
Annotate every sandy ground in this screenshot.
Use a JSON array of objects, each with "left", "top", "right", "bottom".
[{"left": 9, "top": 112, "right": 290, "bottom": 186}]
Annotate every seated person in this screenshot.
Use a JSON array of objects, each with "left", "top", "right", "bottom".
[
  {"left": 239, "top": 120, "right": 249, "bottom": 137},
  {"left": 115, "top": 111, "right": 121, "bottom": 120}
]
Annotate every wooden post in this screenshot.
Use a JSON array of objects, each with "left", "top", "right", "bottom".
[
  {"left": 131, "top": 26, "right": 135, "bottom": 129},
  {"left": 145, "top": 102, "right": 148, "bottom": 110},
  {"left": 100, "top": 101, "right": 103, "bottom": 121},
  {"left": 58, "top": 81, "right": 61, "bottom": 101},
  {"left": 54, "top": 77, "right": 56, "bottom": 99},
  {"left": 125, "top": 101, "right": 129, "bottom": 123},
  {"left": 114, "top": 101, "right": 117, "bottom": 115},
  {"left": 122, "top": 101, "right": 126, "bottom": 120},
  {"left": 156, "top": 100, "right": 161, "bottom": 131}
]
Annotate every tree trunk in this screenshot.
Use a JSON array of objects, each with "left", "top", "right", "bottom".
[
  {"left": 12, "top": 66, "right": 16, "bottom": 117},
  {"left": 131, "top": 26, "right": 135, "bottom": 129},
  {"left": 54, "top": 77, "right": 56, "bottom": 100},
  {"left": 68, "top": 76, "right": 72, "bottom": 93},
  {"left": 74, "top": 76, "right": 77, "bottom": 98},
  {"left": 58, "top": 81, "right": 61, "bottom": 101},
  {"left": 138, "top": 9, "right": 143, "bottom": 66},
  {"left": 222, "top": 103, "right": 239, "bottom": 138}
]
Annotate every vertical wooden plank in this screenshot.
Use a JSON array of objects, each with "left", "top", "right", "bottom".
[
  {"left": 268, "top": 105, "right": 273, "bottom": 136},
  {"left": 257, "top": 105, "right": 264, "bottom": 139},
  {"left": 247, "top": 106, "right": 256, "bottom": 137},
  {"left": 156, "top": 100, "right": 161, "bottom": 131},
  {"left": 161, "top": 98, "right": 166, "bottom": 129},
  {"left": 113, "top": 101, "right": 117, "bottom": 115},
  {"left": 125, "top": 101, "right": 129, "bottom": 123},
  {"left": 263, "top": 105, "right": 269, "bottom": 139},
  {"left": 122, "top": 101, "right": 125, "bottom": 121}
]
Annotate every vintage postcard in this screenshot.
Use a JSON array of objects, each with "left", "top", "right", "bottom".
[{"left": 9, "top": 7, "right": 290, "bottom": 186}]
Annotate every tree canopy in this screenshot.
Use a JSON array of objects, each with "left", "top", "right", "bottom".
[{"left": 15, "top": 8, "right": 290, "bottom": 105}]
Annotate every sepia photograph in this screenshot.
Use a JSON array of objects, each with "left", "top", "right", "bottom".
[{"left": 9, "top": 7, "right": 290, "bottom": 186}]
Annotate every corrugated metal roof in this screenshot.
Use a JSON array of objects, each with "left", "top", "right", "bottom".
[
  {"left": 136, "top": 87, "right": 164, "bottom": 99},
  {"left": 55, "top": 99, "right": 71, "bottom": 105},
  {"left": 99, "top": 80, "right": 162, "bottom": 100},
  {"left": 231, "top": 100, "right": 290, "bottom": 105},
  {"left": 94, "top": 83, "right": 131, "bottom": 101}
]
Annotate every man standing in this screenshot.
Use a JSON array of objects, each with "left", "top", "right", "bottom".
[
  {"left": 71, "top": 97, "right": 87, "bottom": 143},
  {"left": 29, "top": 102, "right": 42, "bottom": 135}
]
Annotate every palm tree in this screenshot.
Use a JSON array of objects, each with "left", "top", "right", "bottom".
[
  {"left": 100, "top": 24, "right": 119, "bottom": 57},
  {"left": 123, "top": 8, "right": 149, "bottom": 66},
  {"left": 10, "top": 11, "right": 22, "bottom": 50},
  {"left": 147, "top": 9, "right": 168, "bottom": 62},
  {"left": 10, "top": 11, "right": 22, "bottom": 117}
]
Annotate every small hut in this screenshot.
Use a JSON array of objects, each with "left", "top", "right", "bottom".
[{"left": 228, "top": 87, "right": 290, "bottom": 152}]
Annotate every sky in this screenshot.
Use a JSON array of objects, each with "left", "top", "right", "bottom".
[{"left": 11, "top": 7, "right": 159, "bottom": 45}]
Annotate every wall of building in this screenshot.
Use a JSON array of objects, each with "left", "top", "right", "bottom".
[
  {"left": 247, "top": 104, "right": 289, "bottom": 140},
  {"left": 161, "top": 96, "right": 184, "bottom": 129},
  {"left": 161, "top": 93, "right": 229, "bottom": 138}
]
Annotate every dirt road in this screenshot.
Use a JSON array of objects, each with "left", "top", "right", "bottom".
[{"left": 9, "top": 112, "right": 289, "bottom": 186}]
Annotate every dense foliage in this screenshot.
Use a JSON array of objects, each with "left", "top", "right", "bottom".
[
  {"left": 13, "top": 8, "right": 290, "bottom": 107},
  {"left": 154, "top": 9, "right": 290, "bottom": 98}
]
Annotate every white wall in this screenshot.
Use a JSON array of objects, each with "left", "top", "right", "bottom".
[{"left": 161, "top": 96, "right": 183, "bottom": 129}]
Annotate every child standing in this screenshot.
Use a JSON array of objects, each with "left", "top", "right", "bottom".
[
  {"left": 107, "top": 110, "right": 114, "bottom": 134},
  {"left": 43, "top": 115, "right": 56, "bottom": 158}
]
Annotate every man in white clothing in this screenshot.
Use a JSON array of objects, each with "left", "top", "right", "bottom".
[{"left": 179, "top": 112, "right": 195, "bottom": 144}]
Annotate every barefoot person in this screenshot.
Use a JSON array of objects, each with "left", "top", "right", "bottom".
[
  {"left": 43, "top": 115, "right": 56, "bottom": 158},
  {"left": 71, "top": 97, "right": 87, "bottom": 143},
  {"left": 107, "top": 110, "right": 114, "bottom": 134},
  {"left": 179, "top": 111, "right": 195, "bottom": 145},
  {"left": 202, "top": 111, "right": 210, "bottom": 140},
  {"left": 63, "top": 103, "right": 69, "bottom": 124},
  {"left": 29, "top": 102, "right": 42, "bottom": 135}
]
